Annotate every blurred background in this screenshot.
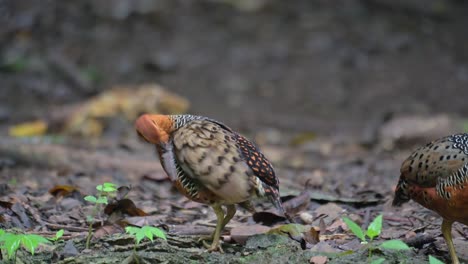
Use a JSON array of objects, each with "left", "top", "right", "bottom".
[
  {"left": 1, "top": 1, "right": 468, "bottom": 262},
  {"left": 2, "top": 0, "right": 468, "bottom": 140}
]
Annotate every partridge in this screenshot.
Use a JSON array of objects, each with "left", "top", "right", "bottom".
[
  {"left": 393, "top": 133, "right": 468, "bottom": 264},
  {"left": 135, "top": 114, "right": 291, "bottom": 251}
]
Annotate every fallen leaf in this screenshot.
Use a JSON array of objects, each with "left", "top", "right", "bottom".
[
  {"left": 0, "top": 200, "right": 13, "bottom": 209},
  {"left": 314, "top": 203, "right": 344, "bottom": 225},
  {"left": 63, "top": 84, "right": 189, "bottom": 137},
  {"left": 230, "top": 225, "right": 270, "bottom": 245},
  {"left": 166, "top": 224, "right": 214, "bottom": 236},
  {"left": 104, "top": 199, "right": 148, "bottom": 216},
  {"left": 58, "top": 198, "right": 82, "bottom": 211},
  {"left": 94, "top": 225, "right": 123, "bottom": 239},
  {"left": 252, "top": 212, "right": 286, "bottom": 225},
  {"left": 310, "top": 256, "right": 328, "bottom": 264},
  {"left": 9, "top": 120, "right": 47, "bottom": 137},
  {"left": 49, "top": 185, "right": 81, "bottom": 198},
  {"left": 304, "top": 227, "right": 320, "bottom": 245},
  {"left": 267, "top": 223, "right": 308, "bottom": 241},
  {"left": 310, "top": 241, "right": 338, "bottom": 253},
  {"left": 282, "top": 189, "right": 310, "bottom": 216},
  {"left": 119, "top": 215, "right": 165, "bottom": 228},
  {"left": 319, "top": 218, "right": 327, "bottom": 234},
  {"left": 11, "top": 202, "right": 32, "bottom": 228}
]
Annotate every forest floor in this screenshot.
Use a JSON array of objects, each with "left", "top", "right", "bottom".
[{"left": 1, "top": 0, "right": 468, "bottom": 263}]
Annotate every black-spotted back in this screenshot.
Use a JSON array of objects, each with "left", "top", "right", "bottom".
[
  {"left": 393, "top": 133, "right": 468, "bottom": 206},
  {"left": 233, "top": 134, "right": 279, "bottom": 190}
]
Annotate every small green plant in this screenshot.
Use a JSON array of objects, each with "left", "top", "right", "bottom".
[
  {"left": 84, "top": 182, "right": 118, "bottom": 249},
  {"left": 51, "top": 229, "right": 64, "bottom": 243},
  {"left": 125, "top": 226, "right": 167, "bottom": 248},
  {"left": 428, "top": 255, "right": 445, "bottom": 264},
  {"left": 342, "top": 214, "right": 410, "bottom": 263},
  {"left": 0, "top": 229, "right": 51, "bottom": 262},
  {"left": 125, "top": 226, "right": 166, "bottom": 264}
]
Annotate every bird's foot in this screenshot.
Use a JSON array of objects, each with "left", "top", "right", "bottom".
[
  {"left": 203, "top": 240, "right": 224, "bottom": 253},
  {"left": 199, "top": 237, "right": 224, "bottom": 253}
]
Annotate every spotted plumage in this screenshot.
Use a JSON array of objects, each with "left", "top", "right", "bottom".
[
  {"left": 393, "top": 133, "right": 468, "bottom": 264},
  {"left": 135, "top": 114, "right": 290, "bottom": 252}
]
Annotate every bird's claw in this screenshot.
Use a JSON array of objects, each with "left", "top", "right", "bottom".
[
  {"left": 204, "top": 241, "right": 224, "bottom": 253},
  {"left": 199, "top": 236, "right": 224, "bottom": 253}
]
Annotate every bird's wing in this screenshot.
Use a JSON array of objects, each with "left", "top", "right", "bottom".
[
  {"left": 394, "top": 134, "right": 468, "bottom": 205},
  {"left": 233, "top": 132, "right": 290, "bottom": 218},
  {"left": 172, "top": 119, "right": 255, "bottom": 204},
  {"left": 232, "top": 133, "right": 279, "bottom": 190},
  {"left": 400, "top": 135, "right": 468, "bottom": 187}
]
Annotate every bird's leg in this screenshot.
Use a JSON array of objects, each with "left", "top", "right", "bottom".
[
  {"left": 199, "top": 205, "right": 236, "bottom": 243},
  {"left": 221, "top": 204, "right": 236, "bottom": 230},
  {"left": 201, "top": 204, "right": 225, "bottom": 252},
  {"left": 442, "top": 219, "right": 460, "bottom": 264}
]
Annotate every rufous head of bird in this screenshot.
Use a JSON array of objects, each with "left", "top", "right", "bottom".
[{"left": 135, "top": 114, "right": 173, "bottom": 144}]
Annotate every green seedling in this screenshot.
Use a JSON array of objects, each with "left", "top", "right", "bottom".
[
  {"left": 342, "top": 214, "right": 410, "bottom": 263},
  {"left": 84, "top": 182, "right": 118, "bottom": 249},
  {"left": 51, "top": 229, "right": 64, "bottom": 243},
  {"left": 125, "top": 226, "right": 167, "bottom": 248},
  {"left": 125, "top": 226, "right": 166, "bottom": 264},
  {"left": 0, "top": 229, "right": 51, "bottom": 262}
]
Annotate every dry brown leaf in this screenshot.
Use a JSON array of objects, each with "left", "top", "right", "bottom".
[
  {"left": 314, "top": 203, "right": 344, "bottom": 225},
  {"left": 252, "top": 211, "right": 286, "bottom": 225},
  {"left": 327, "top": 218, "right": 345, "bottom": 233},
  {"left": 282, "top": 189, "right": 310, "bottom": 216},
  {"left": 63, "top": 84, "right": 189, "bottom": 137},
  {"left": 104, "top": 198, "right": 148, "bottom": 217},
  {"left": 123, "top": 215, "right": 165, "bottom": 228},
  {"left": 93, "top": 225, "right": 123, "bottom": 240},
  {"left": 310, "top": 255, "right": 328, "bottom": 264},
  {"left": 304, "top": 227, "right": 320, "bottom": 245},
  {"left": 0, "top": 200, "right": 13, "bottom": 209},
  {"left": 167, "top": 224, "right": 213, "bottom": 236},
  {"left": 310, "top": 241, "right": 338, "bottom": 253},
  {"left": 49, "top": 185, "right": 81, "bottom": 198},
  {"left": 230, "top": 225, "right": 271, "bottom": 245}
]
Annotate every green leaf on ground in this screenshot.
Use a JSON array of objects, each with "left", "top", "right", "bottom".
[
  {"left": 342, "top": 217, "right": 366, "bottom": 242},
  {"left": 367, "top": 214, "right": 383, "bottom": 241},
  {"left": 379, "top": 239, "right": 410, "bottom": 250}
]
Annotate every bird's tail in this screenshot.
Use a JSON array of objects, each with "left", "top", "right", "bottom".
[{"left": 392, "top": 177, "right": 410, "bottom": 206}]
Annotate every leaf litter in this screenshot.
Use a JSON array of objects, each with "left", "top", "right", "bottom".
[{"left": 0, "top": 93, "right": 467, "bottom": 263}]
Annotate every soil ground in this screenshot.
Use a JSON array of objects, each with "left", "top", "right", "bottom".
[{"left": 1, "top": 0, "right": 468, "bottom": 263}]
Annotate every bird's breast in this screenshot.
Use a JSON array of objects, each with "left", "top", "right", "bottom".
[{"left": 409, "top": 182, "right": 468, "bottom": 225}]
